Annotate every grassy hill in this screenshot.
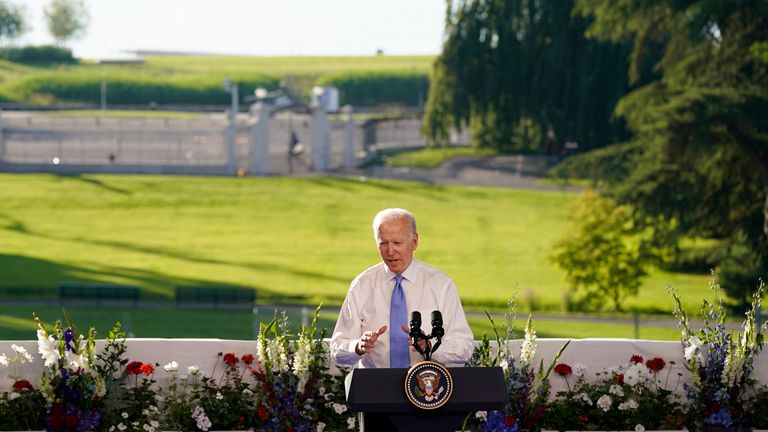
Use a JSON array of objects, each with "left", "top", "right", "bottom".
[{"left": 0, "top": 173, "right": 710, "bottom": 312}]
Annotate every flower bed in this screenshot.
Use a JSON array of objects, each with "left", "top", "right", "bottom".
[{"left": 0, "top": 280, "right": 766, "bottom": 431}]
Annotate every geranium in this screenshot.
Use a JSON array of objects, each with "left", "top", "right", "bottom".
[
  {"left": 0, "top": 343, "right": 46, "bottom": 430},
  {"left": 670, "top": 277, "right": 766, "bottom": 429},
  {"left": 35, "top": 312, "right": 106, "bottom": 432},
  {"left": 544, "top": 354, "right": 687, "bottom": 431},
  {"left": 554, "top": 363, "right": 573, "bottom": 376}
]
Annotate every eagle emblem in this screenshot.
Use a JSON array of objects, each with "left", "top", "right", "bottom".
[{"left": 404, "top": 361, "right": 453, "bottom": 409}]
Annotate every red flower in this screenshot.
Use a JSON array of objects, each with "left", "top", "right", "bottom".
[
  {"left": 646, "top": 357, "right": 666, "bottom": 372},
  {"left": 12, "top": 379, "right": 33, "bottom": 391},
  {"left": 126, "top": 361, "right": 143, "bottom": 376},
  {"left": 65, "top": 414, "right": 79, "bottom": 429},
  {"left": 554, "top": 363, "right": 573, "bottom": 376},
  {"left": 223, "top": 353, "right": 239, "bottom": 366},
  {"left": 578, "top": 415, "right": 589, "bottom": 424},
  {"left": 257, "top": 406, "right": 268, "bottom": 422},
  {"left": 616, "top": 374, "right": 625, "bottom": 383},
  {"left": 242, "top": 354, "right": 255, "bottom": 365},
  {"left": 139, "top": 363, "right": 155, "bottom": 375},
  {"left": 504, "top": 416, "right": 517, "bottom": 426},
  {"left": 630, "top": 355, "right": 644, "bottom": 364}
]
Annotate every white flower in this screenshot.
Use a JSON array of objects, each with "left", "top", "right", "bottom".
[
  {"left": 573, "top": 363, "right": 588, "bottom": 379},
  {"left": 347, "top": 417, "right": 356, "bottom": 429},
  {"left": 192, "top": 406, "right": 212, "bottom": 432},
  {"left": 684, "top": 335, "right": 705, "bottom": 365},
  {"left": 292, "top": 335, "right": 311, "bottom": 378},
  {"left": 609, "top": 384, "right": 624, "bottom": 397},
  {"left": 117, "top": 424, "right": 127, "bottom": 431},
  {"left": 499, "top": 358, "right": 509, "bottom": 372},
  {"left": 164, "top": 361, "right": 178, "bottom": 372},
  {"left": 187, "top": 365, "right": 200, "bottom": 375},
  {"left": 0, "top": 354, "right": 7, "bottom": 367},
  {"left": 316, "top": 422, "right": 326, "bottom": 432},
  {"left": 624, "top": 368, "right": 639, "bottom": 386},
  {"left": 333, "top": 403, "right": 348, "bottom": 414},
  {"left": 476, "top": 411, "right": 488, "bottom": 422},
  {"left": 36, "top": 329, "right": 60, "bottom": 367},
  {"left": 596, "top": 394, "right": 613, "bottom": 412},
  {"left": 8, "top": 392, "right": 18, "bottom": 400},
  {"left": 11, "top": 345, "right": 33, "bottom": 363},
  {"left": 150, "top": 420, "right": 159, "bottom": 428},
  {"left": 635, "top": 424, "right": 645, "bottom": 432},
  {"left": 575, "top": 392, "right": 593, "bottom": 405},
  {"left": 122, "top": 412, "right": 130, "bottom": 419},
  {"left": 242, "top": 388, "right": 254, "bottom": 396},
  {"left": 215, "top": 391, "right": 223, "bottom": 400},
  {"left": 520, "top": 316, "right": 537, "bottom": 367},
  {"left": 618, "top": 399, "right": 639, "bottom": 411}
]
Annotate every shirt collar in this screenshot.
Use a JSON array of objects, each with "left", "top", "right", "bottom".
[{"left": 382, "top": 260, "right": 419, "bottom": 284}]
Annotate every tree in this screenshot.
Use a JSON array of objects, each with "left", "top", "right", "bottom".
[
  {"left": 423, "top": 0, "right": 640, "bottom": 153},
  {"left": 44, "top": 0, "right": 88, "bottom": 45},
  {"left": 551, "top": 190, "right": 652, "bottom": 311},
  {"left": 570, "top": 0, "right": 768, "bottom": 305},
  {"left": 0, "top": 0, "right": 25, "bottom": 44}
]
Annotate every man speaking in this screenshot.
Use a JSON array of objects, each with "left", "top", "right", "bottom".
[{"left": 330, "top": 208, "right": 475, "bottom": 368}]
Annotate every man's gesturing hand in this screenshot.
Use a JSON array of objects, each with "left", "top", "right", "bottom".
[{"left": 356, "top": 325, "right": 388, "bottom": 355}]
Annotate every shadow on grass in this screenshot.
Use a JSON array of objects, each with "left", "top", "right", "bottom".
[{"left": 53, "top": 173, "right": 132, "bottom": 195}]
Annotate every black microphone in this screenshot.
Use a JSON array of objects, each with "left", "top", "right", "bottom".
[
  {"left": 430, "top": 310, "right": 444, "bottom": 338},
  {"left": 409, "top": 311, "right": 423, "bottom": 338}
]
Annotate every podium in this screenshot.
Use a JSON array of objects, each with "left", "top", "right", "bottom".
[{"left": 345, "top": 367, "right": 507, "bottom": 432}]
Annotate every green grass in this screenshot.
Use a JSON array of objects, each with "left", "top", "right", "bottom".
[
  {"left": 0, "top": 174, "right": 714, "bottom": 339},
  {"left": 381, "top": 146, "right": 498, "bottom": 169}
]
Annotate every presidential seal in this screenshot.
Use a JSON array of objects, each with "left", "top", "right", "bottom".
[{"left": 404, "top": 361, "right": 454, "bottom": 410}]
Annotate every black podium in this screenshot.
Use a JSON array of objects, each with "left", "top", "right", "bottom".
[{"left": 345, "top": 367, "right": 507, "bottom": 432}]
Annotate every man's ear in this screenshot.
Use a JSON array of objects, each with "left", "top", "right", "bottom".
[{"left": 412, "top": 233, "right": 419, "bottom": 251}]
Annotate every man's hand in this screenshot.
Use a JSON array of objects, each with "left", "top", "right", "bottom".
[
  {"left": 401, "top": 324, "right": 431, "bottom": 353},
  {"left": 356, "top": 325, "right": 388, "bottom": 355}
]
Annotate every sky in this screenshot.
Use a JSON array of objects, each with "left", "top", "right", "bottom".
[{"left": 17, "top": 0, "right": 447, "bottom": 59}]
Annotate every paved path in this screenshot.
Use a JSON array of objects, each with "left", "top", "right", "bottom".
[{"left": 332, "top": 155, "right": 582, "bottom": 192}]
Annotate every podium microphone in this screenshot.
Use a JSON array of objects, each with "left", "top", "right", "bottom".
[
  {"left": 409, "top": 311, "right": 423, "bottom": 339},
  {"left": 430, "top": 310, "right": 444, "bottom": 353}
]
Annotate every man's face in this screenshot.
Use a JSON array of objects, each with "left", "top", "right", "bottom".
[{"left": 376, "top": 216, "right": 418, "bottom": 274}]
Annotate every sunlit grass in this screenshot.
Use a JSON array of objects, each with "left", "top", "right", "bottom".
[{"left": 381, "top": 146, "right": 498, "bottom": 169}]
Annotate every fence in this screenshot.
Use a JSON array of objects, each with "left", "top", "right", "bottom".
[{"left": 0, "top": 107, "right": 469, "bottom": 176}]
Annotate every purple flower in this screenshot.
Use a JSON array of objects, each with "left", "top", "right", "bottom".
[{"left": 63, "top": 328, "right": 76, "bottom": 353}]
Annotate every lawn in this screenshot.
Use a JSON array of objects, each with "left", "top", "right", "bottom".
[{"left": 0, "top": 174, "right": 713, "bottom": 339}]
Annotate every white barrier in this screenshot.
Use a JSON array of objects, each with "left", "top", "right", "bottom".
[{"left": 2, "top": 338, "right": 767, "bottom": 396}]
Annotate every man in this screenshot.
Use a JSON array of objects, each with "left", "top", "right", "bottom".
[{"left": 331, "top": 208, "right": 475, "bottom": 368}]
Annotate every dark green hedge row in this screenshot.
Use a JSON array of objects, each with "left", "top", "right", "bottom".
[
  {"left": 1, "top": 70, "right": 431, "bottom": 107},
  {"left": 2, "top": 74, "right": 281, "bottom": 105},
  {"left": 316, "top": 71, "right": 430, "bottom": 107},
  {"left": 0, "top": 45, "right": 75, "bottom": 64}
]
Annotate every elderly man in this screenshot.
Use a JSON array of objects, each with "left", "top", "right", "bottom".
[{"left": 331, "top": 208, "right": 474, "bottom": 368}]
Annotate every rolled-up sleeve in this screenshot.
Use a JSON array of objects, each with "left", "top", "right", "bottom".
[{"left": 330, "top": 286, "right": 362, "bottom": 366}]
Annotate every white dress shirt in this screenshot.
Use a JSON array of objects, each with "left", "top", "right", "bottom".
[{"left": 330, "top": 259, "right": 475, "bottom": 368}]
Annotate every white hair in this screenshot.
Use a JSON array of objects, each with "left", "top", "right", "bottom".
[{"left": 372, "top": 208, "right": 417, "bottom": 240}]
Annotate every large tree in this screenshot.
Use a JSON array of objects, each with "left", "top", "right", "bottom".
[
  {"left": 44, "top": 0, "right": 88, "bottom": 45},
  {"left": 0, "top": 0, "right": 25, "bottom": 44},
  {"left": 423, "top": 0, "right": 639, "bottom": 153},
  {"left": 569, "top": 0, "right": 768, "bottom": 303}
]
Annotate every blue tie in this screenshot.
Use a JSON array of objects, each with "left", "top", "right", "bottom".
[{"left": 390, "top": 275, "right": 410, "bottom": 368}]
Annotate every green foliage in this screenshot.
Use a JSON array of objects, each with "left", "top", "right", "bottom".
[
  {"left": 0, "top": 72, "right": 279, "bottom": 105},
  {"left": 551, "top": 190, "right": 651, "bottom": 311},
  {"left": 316, "top": 70, "right": 429, "bottom": 106},
  {"left": 0, "top": 0, "right": 24, "bottom": 44},
  {"left": 571, "top": 0, "right": 768, "bottom": 305},
  {"left": 424, "top": 0, "right": 636, "bottom": 153},
  {"left": 0, "top": 44, "right": 75, "bottom": 64},
  {"left": 44, "top": 0, "right": 88, "bottom": 45}
]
